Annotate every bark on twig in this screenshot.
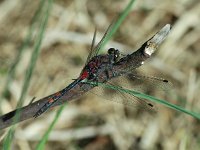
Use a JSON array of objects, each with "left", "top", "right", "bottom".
[{"left": 0, "top": 24, "right": 171, "bottom": 130}]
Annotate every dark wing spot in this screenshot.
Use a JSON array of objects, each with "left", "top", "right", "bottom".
[
  {"left": 163, "top": 79, "right": 168, "bottom": 83},
  {"left": 148, "top": 103, "right": 154, "bottom": 107}
]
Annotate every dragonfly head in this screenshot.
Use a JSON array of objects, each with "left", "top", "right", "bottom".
[{"left": 108, "top": 48, "right": 120, "bottom": 63}]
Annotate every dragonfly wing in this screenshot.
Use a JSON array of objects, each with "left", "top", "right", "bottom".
[
  {"left": 89, "top": 81, "right": 156, "bottom": 113},
  {"left": 85, "top": 18, "right": 117, "bottom": 64},
  {"left": 126, "top": 71, "right": 173, "bottom": 92},
  {"left": 106, "top": 81, "right": 156, "bottom": 113},
  {"left": 92, "top": 18, "right": 117, "bottom": 57},
  {"left": 85, "top": 28, "right": 97, "bottom": 64},
  {"left": 89, "top": 70, "right": 173, "bottom": 113}
]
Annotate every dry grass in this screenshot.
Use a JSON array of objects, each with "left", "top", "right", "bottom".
[{"left": 0, "top": 0, "right": 200, "bottom": 149}]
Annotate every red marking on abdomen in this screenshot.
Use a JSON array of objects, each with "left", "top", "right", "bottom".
[
  {"left": 55, "top": 92, "right": 61, "bottom": 96},
  {"left": 81, "top": 70, "right": 89, "bottom": 79},
  {"left": 48, "top": 98, "right": 54, "bottom": 103}
]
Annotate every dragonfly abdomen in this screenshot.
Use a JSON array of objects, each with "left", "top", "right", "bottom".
[{"left": 34, "top": 79, "right": 82, "bottom": 118}]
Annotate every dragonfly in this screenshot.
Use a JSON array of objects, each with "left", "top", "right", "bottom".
[
  {"left": 83, "top": 23, "right": 172, "bottom": 112},
  {"left": 33, "top": 21, "right": 120, "bottom": 118},
  {"left": 34, "top": 19, "right": 171, "bottom": 118}
]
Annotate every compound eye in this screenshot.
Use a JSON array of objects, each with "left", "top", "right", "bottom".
[
  {"left": 108, "top": 48, "right": 115, "bottom": 54},
  {"left": 115, "top": 50, "right": 120, "bottom": 58}
]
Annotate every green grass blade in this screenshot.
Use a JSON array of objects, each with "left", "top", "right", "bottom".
[
  {"left": 17, "top": 0, "right": 52, "bottom": 108},
  {"left": 98, "top": 0, "right": 136, "bottom": 52},
  {"left": 3, "top": 0, "right": 53, "bottom": 149},
  {"left": 0, "top": 0, "right": 46, "bottom": 106},
  {"left": 88, "top": 81, "right": 200, "bottom": 120},
  {"left": 35, "top": 105, "right": 65, "bottom": 150},
  {"left": 2, "top": 129, "right": 14, "bottom": 150}
]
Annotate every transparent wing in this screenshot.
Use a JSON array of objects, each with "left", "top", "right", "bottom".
[
  {"left": 126, "top": 71, "right": 173, "bottom": 93},
  {"left": 91, "top": 28, "right": 97, "bottom": 52},
  {"left": 85, "top": 28, "right": 97, "bottom": 64},
  {"left": 89, "top": 81, "right": 156, "bottom": 113},
  {"left": 106, "top": 81, "right": 156, "bottom": 112},
  {"left": 86, "top": 18, "right": 117, "bottom": 64},
  {"left": 87, "top": 70, "right": 172, "bottom": 113},
  {"left": 86, "top": 72, "right": 157, "bottom": 113}
]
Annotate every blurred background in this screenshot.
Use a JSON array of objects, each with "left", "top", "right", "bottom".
[{"left": 0, "top": 0, "right": 200, "bottom": 149}]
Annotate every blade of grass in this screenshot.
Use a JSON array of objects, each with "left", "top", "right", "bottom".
[
  {"left": 16, "top": 5, "right": 50, "bottom": 107},
  {"left": 0, "top": 0, "right": 46, "bottom": 108},
  {"left": 98, "top": 0, "right": 136, "bottom": 52},
  {"left": 3, "top": 0, "right": 53, "bottom": 149},
  {"left": 35, "top": 105, "right": 66, "bottom": 150},
  {"left": 90, "top": 81, "right": 200, "bottom": 120}
]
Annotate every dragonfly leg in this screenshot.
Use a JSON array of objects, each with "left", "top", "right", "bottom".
[
  {"left": 107, "top": 64, "right": 116, "bottom": 78},
  {"left": 91, "top": 76, "right": 99, "bottom": 86}
]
